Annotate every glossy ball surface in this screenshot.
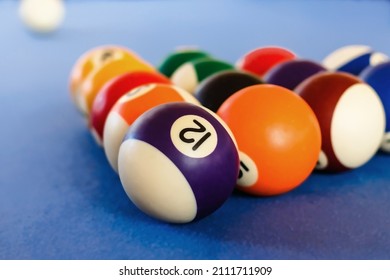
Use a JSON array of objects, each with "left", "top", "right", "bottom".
[
  {"left": 322, "top": 45, "right": 388, "bottom": 75},
  {"left": 264, "top": 59, "right": 326, "bottom": 90},
  {"left": 158, "top": 48, "right": 210, "bottom": 77},
  {"left": 118, "top": 102, "right": 239, "bottom": 223},
  {"left": 194, "top": 70, "right": 263, "bottom": 112},
  {"left": 104, "top": 84, "right": 199, "bottom": 172},
  {"left": 90, "top": 71, "right": 171, "bottom": 145},
  {"left": 69, "top": 45, "right": 137, "bottom": 108},
  {"left": 296, "top": 72, "right": 386, "bottom": 172},
  {"left": 71, "top": 46, "right": 155, "bottom": 116},
  {"left": 171, "top": 57, "right": 234, "bottom": 94},
  {"left": 217, "top": 84, "right": 321, "bottom": 196},
  {"left": 236, "top": 46, "right": 296, "bottom": 78}
]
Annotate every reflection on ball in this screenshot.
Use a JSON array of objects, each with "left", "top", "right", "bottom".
[
  {"left": 296, "top": 72, "right": 386, "bottom": 172},
  {"left": 103, "top": 83, "right": 199, "bottom": 172},
  {"left": 118, "top": 102, "right": 239, "bottom": 223},
  {"left": 218, "top": 84, "right": 321, "bottom": 196}
]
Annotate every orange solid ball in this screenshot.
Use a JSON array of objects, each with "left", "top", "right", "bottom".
[{"left": 217, "top": 84, "right": 321, "bottom": 196}]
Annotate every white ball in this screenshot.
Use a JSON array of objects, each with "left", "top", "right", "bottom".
[{"left": 19, "top": 0, "right": 65, "bottom": 33}]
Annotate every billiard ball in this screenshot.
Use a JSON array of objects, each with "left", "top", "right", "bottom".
[
  {"left": 322, "top": 45, "right": 388, "bottom": 75},
  {"left": 69, "top": 46, "right": 149, "bottom": 110},
  {"left": 360, "top": 61, "right": 390, "bottom": 153},
  {"left": 90, "top": 71, "right": 171, "bottom": 145},
  {"left": 264, "top": 59, "right": 326, "bottom": 90},
  {"left": 70, "top": 46, "right": 155, "bottom": 116},
  {"left": 118, "top": 102, "right": 239, "bottom": 223},
  {"left": 295, "top": 72, "right": 386, "bottom": 172},
  {"left": 171, "top": 57, "right": 234, "bottom": 94},
  {"left": 19, "top": 0, "right": 65, "bottom": 34},
  {"left": 104, "top": 83, "right": 199, "bottom": 172},
  {"left": 158, "top": 48, "right": 211, "bottom": 77},
  {"left": 70, "top": 45, "right": 122, "bottom": 103},
  {"left": 217, "top": 84, "right": 321, "bottom": 196},
  {"left": 236, "top": 46, "right": 296, "bottom": 78},
  {"left": 194, "top": 70, "right": 263, "bottom": 112}
]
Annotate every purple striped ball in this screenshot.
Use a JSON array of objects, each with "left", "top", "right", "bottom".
[{"left": 118, "top": 102, "right": 239, "bottom": 223}]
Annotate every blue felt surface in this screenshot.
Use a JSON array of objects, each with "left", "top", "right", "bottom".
[{"left": 1, "top": 0, "right": 390, "bottom": 260}]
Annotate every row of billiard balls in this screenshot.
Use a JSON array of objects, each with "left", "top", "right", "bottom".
[{"left": 69, "top": 45, "right": 389, "bottom": 223}]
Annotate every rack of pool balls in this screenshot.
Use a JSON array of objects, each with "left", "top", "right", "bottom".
[{"left": 69, "top": 45, "right": 389, "bottom": 224}]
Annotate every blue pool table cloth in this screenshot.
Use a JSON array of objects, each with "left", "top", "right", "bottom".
[{"left": 0, "top": 0, "right": 390, "bottom": 259}]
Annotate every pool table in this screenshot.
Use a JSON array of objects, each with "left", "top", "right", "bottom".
[{"left": 0, "top": 0, "right": 389, "bottom": 260}]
